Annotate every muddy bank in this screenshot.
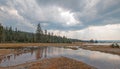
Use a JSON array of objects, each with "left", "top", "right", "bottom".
[
  {"left": 0, "top": 57, "right": 96, "bottom": 69},
  {"left": 0, "top": 49, "right": 12, "bottom": 55},
  {"left": 80, "top": 45, "right": 120, "bottom": 56}
]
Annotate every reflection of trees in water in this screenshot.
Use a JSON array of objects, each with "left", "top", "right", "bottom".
[
  {"left": 13, "top": 47, "right": 49, "bottom": 60},
  {"left": 0, "top": 58, "right": 2, "bottom": 63},
  {"left": 0, "top": 54, "right": 12, "bottom": 64},
  {"left": 31, "top": 48, "right": 34, "bottom": 55},
  {"left": 0, "top": 56, "right": 4, "bottom": 64},
  {"left": 35, "top": 47, "right": 48, "bottom": 60},
  {"left": 0, "top": 47, "right": 52, "bottom": 64},
  {"left": 36, "top": 48, "right": 41, "bottom": 60},
  {"left": 0, "top": 48, "right": 35, "bottom": 64},
  {"left": 44, "top": 47, "right": 47, "bottom": 58},
  {"left": 7, "top": 55, "right": 10, "bottom": 60}
]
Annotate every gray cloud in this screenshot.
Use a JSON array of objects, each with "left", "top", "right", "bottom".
[
  {"left": 37, "top": 0, "right": 120, "bottom": 29},
  {"left": 0, "top": 0, "right": 120, "bottom": 32},
  {"left": 36, "top": 0, "right": 85, "bottom": 11}
]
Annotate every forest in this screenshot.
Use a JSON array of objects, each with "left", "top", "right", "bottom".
[{"left": 0, "top": 23, "right": 75, "bottom": 43}]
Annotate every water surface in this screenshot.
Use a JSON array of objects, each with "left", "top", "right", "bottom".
[{"left": 0, "top": 46, "right": 120, "bottom": 69}]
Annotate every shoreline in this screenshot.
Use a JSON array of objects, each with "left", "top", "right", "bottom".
[
  {"left": 0, "top": 57, "right": 96, "bottom": 69},
  {"left": 80, "top": 45, "right": 120, "bottom": 56},
  {"left": 0, "top": 43, "right": 120, "bottom": 69},
  {"left": 0, "top": 43, "right": 120, "bottom": 56}
]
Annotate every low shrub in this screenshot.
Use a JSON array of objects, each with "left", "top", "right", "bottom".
[{"left": 111, "top": 43, "right": 120, "bottom": 48}]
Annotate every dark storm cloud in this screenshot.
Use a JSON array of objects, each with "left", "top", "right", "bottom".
[
  {"left": 0, "top": 0, "right": 8, "bottom": 5},
  {"left": 36, "top": 0, "right": 85, "bottom": 12},
  {"left": 37, "top": 0, "right": 120, "bottom": 29}
]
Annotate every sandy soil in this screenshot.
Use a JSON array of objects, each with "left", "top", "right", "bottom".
[
  {"left": 0, "top": 57, "right": 96, "bottom": 69},
  {"left": 80, "top": 45, "right": 120, "bottom": 55}
]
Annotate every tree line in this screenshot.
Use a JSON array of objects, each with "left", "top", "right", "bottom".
[{"left": 0, "top": 23, "right": 72, "bottom": 43}]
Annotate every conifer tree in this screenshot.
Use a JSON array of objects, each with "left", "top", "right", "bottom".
[
  {"left": 36, "top": 23, "right": 43, "bottom": 42},
  {"left": 0, "top": 23, "right": 3, "bottom": 43}
]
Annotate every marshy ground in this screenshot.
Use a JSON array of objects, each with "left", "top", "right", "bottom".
[{"left": 0, "top": 43, "right": 120, "bottom": 69}]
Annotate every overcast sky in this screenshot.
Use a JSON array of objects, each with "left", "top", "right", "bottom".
[{"left": 0, "top": 0, "right": 120, "bottom": 40}]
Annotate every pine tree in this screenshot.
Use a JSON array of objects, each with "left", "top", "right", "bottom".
[
  {"left": 45, "top": 30, "right": 47, "bottom": 35},
  {"left": 8, "top": 27, "right": 13, "bottom": 42},
  {"left": 36, "top": 23, "right": 43, "bottom": 43},
  {"left": 0, "top": 23, "right": 3, "bottom": 43},
  {"left": 14, "top": 28, "right": 18, "bottom": 42}
]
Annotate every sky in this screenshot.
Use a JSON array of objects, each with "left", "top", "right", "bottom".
[{"left": 0, "top": 0, "right": 120, "bottom": 40}]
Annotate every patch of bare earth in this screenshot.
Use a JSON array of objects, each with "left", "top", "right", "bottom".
[{"left": 0, "top": 57, "right": 96, "bottom": 69}]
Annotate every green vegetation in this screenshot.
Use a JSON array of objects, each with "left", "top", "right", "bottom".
[
  {"left": 0, "top": 23, "right": 72, "bottom": 43},
  {"left": 0, "top": 23, "right": 3, "bottom": 43},
  {"left": 89, "top": 39, "right": 98, "bottom": 43}
]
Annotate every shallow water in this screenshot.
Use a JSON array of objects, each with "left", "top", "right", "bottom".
[{"left": 0, "top": 46, "right": 120, "bottom": 69}]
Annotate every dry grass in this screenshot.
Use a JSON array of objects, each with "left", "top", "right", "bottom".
[
  {"left": 0, "top": 43, "right": 82, "bottom": 47},
  {"left": 81, "top": 45, "right": 120, "bottom": 55}
]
